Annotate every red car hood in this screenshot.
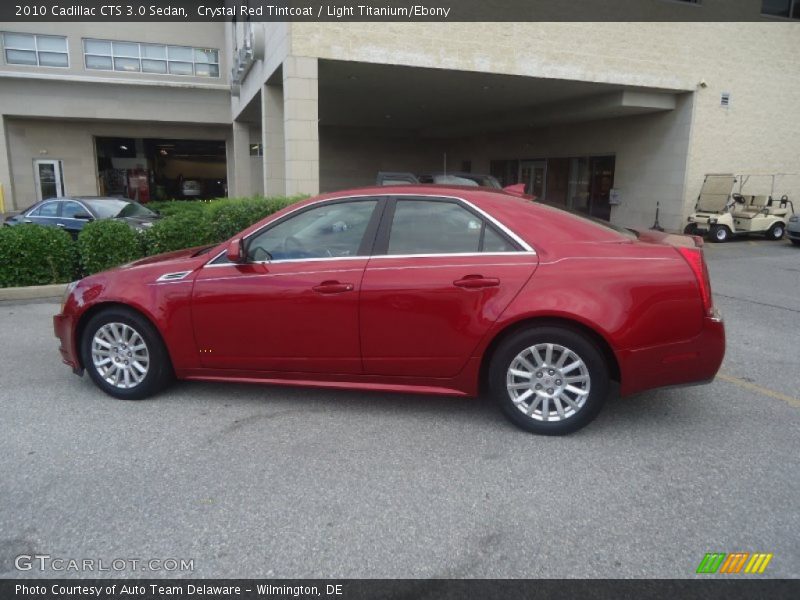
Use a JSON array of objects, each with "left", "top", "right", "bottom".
[{"left": 127, "top": 245, "right": 216, "bottom": 267}]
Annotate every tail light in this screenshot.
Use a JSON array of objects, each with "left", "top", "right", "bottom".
[{"left": 677, "top": 246, "right": 714, "bottom": 317}]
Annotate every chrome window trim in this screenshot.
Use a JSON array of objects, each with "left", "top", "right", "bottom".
[{"left": 203, "top": 193, "right": 536, "bottom": 269}]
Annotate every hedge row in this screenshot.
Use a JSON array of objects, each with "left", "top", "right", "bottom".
[{"left": 0, "top": 196, "right": 301, "bottom": 288}]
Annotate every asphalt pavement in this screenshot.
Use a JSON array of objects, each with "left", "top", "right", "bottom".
[{"left": 0, "top": 238, "right": 798, "bottom": 579}]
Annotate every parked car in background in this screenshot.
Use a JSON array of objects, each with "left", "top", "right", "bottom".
[
  {"left": 4, "top": 196, "right": 160, "bottom": 237},
  {"left": 788, "top": 213, "right": 800, "bottom": 246},
  {"left": 54, "top": 185, "right": 725, "bottom": 436},
  {"left": 376, "top": 171, "right": 502, "bottom": 188},
  {"left": 181, "top": 179, "right": 204, "bottom": 199}
]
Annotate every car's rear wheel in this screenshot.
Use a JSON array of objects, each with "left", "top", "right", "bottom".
[
  {"left": 767, "top": 223, "right": 785, "bottom": 240},
  {"left": 80, "top": 308, "right": 172, "bottom": 400},
  {"left": 489, "top": 327, "right": 609, "bottom": 435},
  {"left": 791, "top": 238, "right": 800, "bottom": 246},
  {"left": 709, "top": 224, "right": 731, "bottom": 243}
]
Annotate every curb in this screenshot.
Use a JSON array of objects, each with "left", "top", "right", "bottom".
[{"left": 0, "top": 283, "right": 67, "bottom": 301}]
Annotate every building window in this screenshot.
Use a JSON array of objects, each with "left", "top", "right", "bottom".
[
  {"left": 2, "top": 32, "right": 68, "bottom": 67},
  {"left": 83, "top": 39, "right": 220, "bottom": 77},
  {"left": 762, "top": 0, "right": 800, "bottom": 18}
]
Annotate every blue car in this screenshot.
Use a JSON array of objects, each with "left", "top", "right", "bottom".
[{"left": 3, "top": 196, "right": 160, "bottom": 238}]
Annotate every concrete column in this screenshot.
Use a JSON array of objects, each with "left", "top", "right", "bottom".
[
  {"left": 261, "top": 84, "right": 285, "bottom": 196},
  {"left": 230, "top": 120, "right": 253, "bottom": 198},
  {"left": 282, "top": 56, "right": 319, "bottom": 196},
  {"left": 0, "top": 115, "right": 15, "bottom": 211}
]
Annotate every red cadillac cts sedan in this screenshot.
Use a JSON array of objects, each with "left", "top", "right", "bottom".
[{"left": 54, "top": 186, "right": 725, "bottom": 435}]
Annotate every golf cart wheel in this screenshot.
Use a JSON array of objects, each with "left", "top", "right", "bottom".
[
  {"left": 766, "top": 223, "right": 785, "bottom": 241},
  {"left": 683, "top": 224, "right": 698, "bottom": 235},
  {"left": 709, "top": 225, "right": 731, "bottom": 243}
]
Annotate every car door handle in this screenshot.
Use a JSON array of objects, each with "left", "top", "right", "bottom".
[
  {"left": 312, "top": 281, "right": 355, "bottom": 294},
  {"left": 23, "top": 219, "right": 32, "bottom": 223},
  {"left": 56, "top": 223, "right": 66, "bottom": 227},
  {"left": 453, "top": 275, "right": 500, "bottom": 289}
]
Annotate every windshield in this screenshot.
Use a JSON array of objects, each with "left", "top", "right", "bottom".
[{"left": 84, "top": 199, "right": 157, "bottom": 219}]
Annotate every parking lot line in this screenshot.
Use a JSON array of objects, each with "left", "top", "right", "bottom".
[{"left": 717, "top": 372, "right": 800, "bottom": 408}]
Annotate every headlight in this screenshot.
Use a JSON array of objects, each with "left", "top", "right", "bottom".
[{"left": 61, "top": 280, "right": 78, "bottom": 311}]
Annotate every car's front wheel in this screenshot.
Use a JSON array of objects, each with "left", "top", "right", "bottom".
[
  {"left": 81, "top": 308, "right": 172, "bottom": 400},
  {"left": 489, "top": 326, "right": 609, "bottom": 435}
]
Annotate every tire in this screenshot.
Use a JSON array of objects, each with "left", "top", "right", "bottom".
[
  {"left": 80, "top": 307, "right": 173, "bottom": 400},
  {"left": 709, "top": 224, "right": 730, "bottom": 243},
  {"left": 767, "top": 223, "right": 785, "bottom": 240},
  {"left": 683, "top": 224, "right": 698, "bottom": 235},
  {"left": 791, "top": 239, "right": 800, "bottom": 246},
  {"left": 488, "top": 326, "right": 609, "bottom": 436}
]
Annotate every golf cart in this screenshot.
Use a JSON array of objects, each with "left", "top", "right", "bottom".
[{"left": 684, "top": 174, "right": 795, "bottom": 243}]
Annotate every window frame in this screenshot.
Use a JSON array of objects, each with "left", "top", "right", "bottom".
[
  {"left": 28, "top": 200, "right": 62, "bottom": 218},
  {"left": 372, "top": 196, "right": 525, "bottom": 258},
  {"left": 2, "top": 32, "right": 69, "bottom": 68},
  {"left": 82, "top": 38, "right": 220, "bottom": 78},
  {"left": 209, "top": 197, "right": 385, "bottom": 266},
  {"left": 205, "top": 194, "right": 535, "bottom": 268}
]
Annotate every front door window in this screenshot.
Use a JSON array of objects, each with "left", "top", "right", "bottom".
[{"left": 34, "top": 159, "right": 65, "bottom": 202}]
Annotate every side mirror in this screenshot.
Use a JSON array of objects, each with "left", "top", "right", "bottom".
[
  {"left": 226, "top": 238, "right": 244, "bottom": 263},
  {"left": 74, "top": 213, "right": 94, "bottom": 221}
]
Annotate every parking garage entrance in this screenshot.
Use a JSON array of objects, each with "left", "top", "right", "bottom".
[{"left": 95, "top": 137, "right": 227, "bottom": 202}]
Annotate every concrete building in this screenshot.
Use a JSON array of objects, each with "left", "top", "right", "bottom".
[{"left": 1, "top": 2, "right": 799, "bottom": 231}]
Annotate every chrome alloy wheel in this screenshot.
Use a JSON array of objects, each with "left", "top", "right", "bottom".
[
  {"left": 91, "top": 322, "right": 150, "bottom": 389},
  {"left": 505, "top": 343, "right": 591, "bottom": 422}
]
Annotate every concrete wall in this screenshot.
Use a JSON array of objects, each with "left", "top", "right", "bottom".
[
  {"left": 320, "top": 126, "right": 444, "bottom": 191},
  {"left": 6, "top": 118, "right": 228, "bottom": 209}
]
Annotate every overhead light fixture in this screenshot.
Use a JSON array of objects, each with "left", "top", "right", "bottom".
[
  {"left": 119, "top": 145, "right": 128, "bottom": 150},
  {"left": 160, "top": 149, "right": 168, "bottom": 155}
]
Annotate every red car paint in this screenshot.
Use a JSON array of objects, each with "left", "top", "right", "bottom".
[{"left": 54, "top": 186, "right": 725, "bottom": 398}]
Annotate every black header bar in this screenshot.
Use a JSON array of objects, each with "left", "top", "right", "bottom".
[{"left": 1, "top": 0, "right": 797, "bottom": 22}]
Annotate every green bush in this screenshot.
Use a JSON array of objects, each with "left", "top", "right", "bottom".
[
  {"left": 0, "top": 195, "right": 304, "bottom": 287},
  {"left": 142, "top": 211, "right": 214, "bottom": 255},
  {"left": 0, "top": 224, "right": 77, "bottom": 287},
  {"left": 206, "top": 196, "right": 297, "bottom": 241},
  {"left": 77, "top": 220, "right": 145, "bottom": 275},
  {"left": 143, "top": 196, "right": 300, "bottom": 253}
]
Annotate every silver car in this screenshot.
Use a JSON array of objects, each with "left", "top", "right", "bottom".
[{"left": 787, "top": 213, "right": 800, "bottom": 246}]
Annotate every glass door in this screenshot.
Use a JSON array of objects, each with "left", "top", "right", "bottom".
[
  {"left": 520, "top": 160, "right": 547, "bottom": 200},
  {"left": 34, "top": 159, "right": 65, "bottom": 202}
]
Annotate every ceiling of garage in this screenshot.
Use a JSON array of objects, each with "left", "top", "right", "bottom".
[
  {"left": 237, "top": 60, "right": 685, "bottom": 138},
  {"left": 317, "top": 60, "right": 683, "bottom": 136}
]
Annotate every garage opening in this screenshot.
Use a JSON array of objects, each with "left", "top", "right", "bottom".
[
  {"left": 95, "top": 137, "right": 227, "bottom": 202},
  {"left": 490, "top": 155, "right": 616, "bottom": 220}
]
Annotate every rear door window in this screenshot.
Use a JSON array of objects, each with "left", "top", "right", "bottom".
[{"left": 385, "top": 199, "right": 519, "bottom": 255}]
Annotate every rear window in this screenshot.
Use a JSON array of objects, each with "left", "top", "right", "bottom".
[{"left": 538, "top": 202, "right": 638, "bottom": 240}]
